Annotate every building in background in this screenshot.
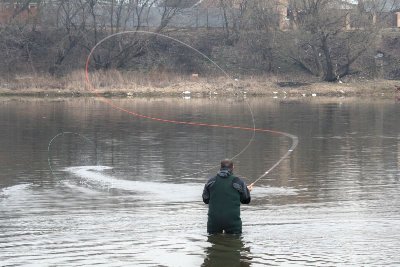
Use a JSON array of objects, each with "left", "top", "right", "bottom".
[
  {"left": 0, "top": 0, "right": 38, "bottom": 25},
  {"left": 1, "top": 0, "right": 398, "bottom": 29}
]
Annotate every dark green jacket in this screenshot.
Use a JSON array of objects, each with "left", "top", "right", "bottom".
[{"left": 202, "top": 169, "right": 251, "bottom": 234}]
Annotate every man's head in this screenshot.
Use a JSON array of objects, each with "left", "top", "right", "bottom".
[{"left": 220, "top": 159, "right": 234, "bottom": 171}]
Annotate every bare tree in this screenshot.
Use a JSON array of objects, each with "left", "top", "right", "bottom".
[
  {"left": 216, "top": 0, "right": 249, "bottom": 45},
  {"left": 234, "top": 0, "right": 282, "bottom": 71},
  {"left": 48, "top": 0, "right": 89, "bottom": 75},
  {"left": 44, "top": 0, "right": 183, "bottom": 74},
  {"left": 285, "top": 0, "right": 399, "bottom": 81},
  {"left": 0, "top": 0, "right": 42, "bottom": 77},
  {"left": 87, "top": 0, "right": 184, "bottom": 70}
]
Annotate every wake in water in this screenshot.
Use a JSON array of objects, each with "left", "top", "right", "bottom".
[
  {"left": 64, "top": 166, "right": 299, "bottom": 202},
  {"left": 0, "top": 184, "right": 32, "bottom": 198}
]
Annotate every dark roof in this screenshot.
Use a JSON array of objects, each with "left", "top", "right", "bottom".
[
  {"left": 361, "top": 0, "right": 400, "bottom": 12},
  {"left": 160, "top": 0, "right": 200, "bottom": 8}
]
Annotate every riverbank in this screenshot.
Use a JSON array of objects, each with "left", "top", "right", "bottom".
[{"left": 0, "top": 72, "right": 399, "bottom": 98}]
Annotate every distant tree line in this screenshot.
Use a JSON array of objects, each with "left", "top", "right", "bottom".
[{"left": 0, "top": 0, "right": 399, "bottom": 82}]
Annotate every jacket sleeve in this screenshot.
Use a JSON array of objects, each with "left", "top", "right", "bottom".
[
  {"left": 202, "top": 176, "right": 216, "bottom": 204},
  {"left": 202, "top": 184, "right": 210, "bottom": 204},
  {"left": 240, "top": 182, "right": 251, "bottom": 204},
  {"left": 232, "top": 177, "right": 251, "bottom": 204}
]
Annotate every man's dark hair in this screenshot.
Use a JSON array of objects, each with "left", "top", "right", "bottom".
[{"left": 220, "top": 159, "right": 234, "bottom": 170}]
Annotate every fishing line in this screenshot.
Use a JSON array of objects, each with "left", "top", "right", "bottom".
[
  {"left": 47, "top": 132, "right": 96, "bottom": 178},
  {"left": 85, "top": 30, "right": 255, "bottom": 179},
  {"left": 85, "top": 30, "right": 298, "bottom": 186},
  {"left": 173, "top": 99, "right": 256, "bottom": 180}
]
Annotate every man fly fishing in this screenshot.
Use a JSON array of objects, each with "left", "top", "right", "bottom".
[{"left": 202, "top": 159, "right": 253, "bottom": 234}]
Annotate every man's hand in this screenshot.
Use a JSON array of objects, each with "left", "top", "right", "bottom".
[{"left": 247, "top": 183, "right": 253, "bottom": 192}]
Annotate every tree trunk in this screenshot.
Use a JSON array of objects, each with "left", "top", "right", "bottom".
[
  {"left": 311, "top": 45, "right": 323, "bottom": 76},
  {"left": 321, "top": 35, "right": 336, "bottom": 82}
]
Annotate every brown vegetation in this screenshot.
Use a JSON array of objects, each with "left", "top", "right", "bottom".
[
  {"left": 0, "top": 70, "right": 398, "bottom": 98},
  {"left": 0, "top": 0, "right": 399, "bottom": 95}
]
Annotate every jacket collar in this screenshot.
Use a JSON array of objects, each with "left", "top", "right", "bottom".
[{"left": 217, "top": 168, "right": 232, "bottom": 178}]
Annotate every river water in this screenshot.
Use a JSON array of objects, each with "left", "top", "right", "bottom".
[{"left": 0, "top": 97, "right": 399, "bottom": 266}]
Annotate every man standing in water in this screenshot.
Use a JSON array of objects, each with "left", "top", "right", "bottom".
[{"left": 202, "top": 159, "right": 253, "bottom": 234}]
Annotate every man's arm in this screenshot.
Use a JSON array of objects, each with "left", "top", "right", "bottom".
[
  {"left": 232, "top": 177, "right": 251, "bottom": 204},
  {"left": 202, "top": 176, "right": 216, "bottom": 204},
  {"left": 202, "top": 184, "right": 210, "bottom": 204},
  {"left": 240, "top": 182, "right": 251, "bottom": 204}
]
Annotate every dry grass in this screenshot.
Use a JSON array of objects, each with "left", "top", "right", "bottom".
[{"left": 0, "top": 70, "right": 398, "bottom": 98}]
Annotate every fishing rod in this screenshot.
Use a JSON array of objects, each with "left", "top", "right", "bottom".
[
  {"left": 84, "top": 30, "right": 298, "bottom": 186},
  {"left": 250, "top": 132, "right": 298, "bottom": 186}
]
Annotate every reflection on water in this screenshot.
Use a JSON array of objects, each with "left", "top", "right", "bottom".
[
  {"left": 202, "top": 234, "right": 251, "bottom": 267},
  {"left": 0, "top": 97, "right": 400, "bottom": 266}
]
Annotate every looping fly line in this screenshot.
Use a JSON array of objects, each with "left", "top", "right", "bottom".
[
  {"left": 47, "top": 132, "right": 97, "bottom": 178},
  {"left": 84, "top": 30, "right": 298, "bottom": 185}
]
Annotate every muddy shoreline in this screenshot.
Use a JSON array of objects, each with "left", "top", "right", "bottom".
[{"left": 0, "top": 75, "right": 398, "bottom": 98}]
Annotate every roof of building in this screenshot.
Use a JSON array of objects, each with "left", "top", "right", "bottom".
[{"left": 360, "top": 0, "right": 400, "bottom": 12}]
